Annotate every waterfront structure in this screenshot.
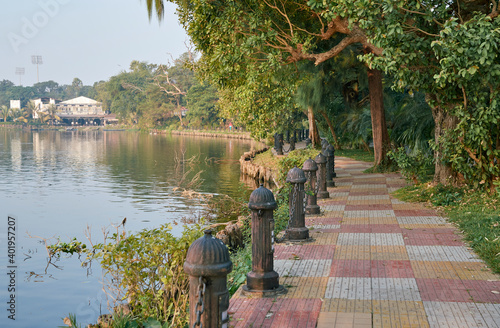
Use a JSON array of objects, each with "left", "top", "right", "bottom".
[{"left": 56, "top": 96, "right": 116, "bottom": 125}]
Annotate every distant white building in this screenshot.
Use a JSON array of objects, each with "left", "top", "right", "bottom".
[
  {"left": 57, "top": 96, "right": 103, "bottom": 115},
  {"left": 56, "top": 96, "right": 115, "bottom": 126},
  {"left": 10, "top": 100, "right": 20, "bottom": 109},
  {"left": 32, "top": 97, "right": 59, "bottom": 119}
]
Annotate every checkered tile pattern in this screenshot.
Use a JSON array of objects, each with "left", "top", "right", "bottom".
[{"left": 228, "top": 157, "right": 500, "bottom": 327}]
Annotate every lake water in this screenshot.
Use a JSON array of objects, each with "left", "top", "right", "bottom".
[{"left": 0, "top": 129, "right": 259, "bottom": 327}]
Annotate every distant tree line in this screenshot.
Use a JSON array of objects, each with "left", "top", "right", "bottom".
[{"left": 0, "top": 53, "right": 223, "bottom": 130}]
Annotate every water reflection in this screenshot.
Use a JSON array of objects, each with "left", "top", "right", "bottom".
[{"left": 0, "top": 129, "right": 259, "bottom": 327}]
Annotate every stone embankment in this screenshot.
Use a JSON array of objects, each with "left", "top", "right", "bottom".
[
  {"left": 170, "top": 130, "right": 253, "bottom": 140},
  {"left": 239, "top": 147, "right": 278, "bottom": 186}
]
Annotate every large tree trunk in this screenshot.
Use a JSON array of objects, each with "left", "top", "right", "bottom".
[
  {"left": 427, "top": 95, "right": 459, "bottom": 185},
  {"left": 319, "top": 110, "right": 340, "bottom": 149},
  {"left": 307, "top": 106, "right": 321, "bottom": 147},
  {"left": 367, "top": 69, "right": 390, "bottom": 166}
]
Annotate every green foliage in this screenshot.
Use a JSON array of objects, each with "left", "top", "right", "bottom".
[
  {"left": 185, "top": 81, "right": 220, "bottom": 129},
  {"left": 227, "top": 241, "right": 252, "bottom": 295},
  {"left": 48, "top": 238, "right": 87, "bottom": 256},
  {"left": 47, "top": 224, "right": 206, "bottom": 326},
  {"left": 430, "top": 14, "right": 500, "bottom": 191},
  {"left": 87, "top": 224, "right": 203, "bottom": 325},
  {"left": 110, "top": 310, "right": 139, "bottom": 328},
  {"left": 393, "top": 185, "right": 500, "bottom": 273},
  {"left": 276, "top": 148, "right": 319, "bottom": 185},
  {"left": 388, "top": 147, "right": 434, "bottom": 184}
]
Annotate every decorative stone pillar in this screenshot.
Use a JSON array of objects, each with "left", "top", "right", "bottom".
[
  {"left": 324, "top": 146, "right": 336, "bottom": 187},
  {"left": 302, "top": 158, "right": 320, "bottom": 215},
  {"left": 243, "top": 185, "right": 286, "bottom": 296},
  {"left": 184, "top": 230, "right": 232, "bottom": 328},
  {"left": 285, "top": 167, "right": 309, "bottom": 240},
  {"left": 315, "top": 152, "right": 329, "bottom": 199}
]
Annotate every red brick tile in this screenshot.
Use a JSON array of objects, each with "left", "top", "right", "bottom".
[
  {"left": 416, "top": 278, "right": 473, "bottom": 302},
  {"left": 371, "top": 260, "right": 414, "bottom": 278},
  {"left": 339, "top": 224, "right": 402, "bottom": 233},
  {"left": 463, "top": 280, "right": 500, "bottom": 303},
  {"left": 370, "top": 224, "right": 403, "bottom": 233},
  {"left": 403, "top": 231, "right": 464, "bottom": 246},
  {"left": 330, "top": 259, "right": 371, "bottom": 277}
]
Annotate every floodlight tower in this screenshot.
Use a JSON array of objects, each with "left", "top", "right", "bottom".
[
  {"left": 31, "top": 55, "right": 43, "bottom": 83},
  {"left": 15, "top": 67, "right": 25, "bottom": 86}
]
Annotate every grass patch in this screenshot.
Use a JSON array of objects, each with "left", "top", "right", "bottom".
[
  {"left": 393, "top": 184, "right": 500, "bottom": 274},
  {"left": 252, "top": 149, "right": 280, "bottom": 168},
  {"left": 335, "top": 148, "right": 374, "bottom": 163}
]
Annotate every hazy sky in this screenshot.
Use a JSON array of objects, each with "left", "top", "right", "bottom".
[{"left": 0, "top": 0, "right": 188, "bottom": 87}]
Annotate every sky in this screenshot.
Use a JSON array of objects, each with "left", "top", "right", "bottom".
[{"left": 0, "top": 0, "right": 188, "bottom": 87}]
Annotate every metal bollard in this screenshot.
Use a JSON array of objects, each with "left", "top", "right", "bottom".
[
  {"left": 285, "top": 130, "right": 290, "bottom": 143},
  {"left": 285, "top": 167, "right": 309, "bottom": 240},
  {"left": 184, "top": 230, "right": 233, "bottom": 328},
  {"left": 315, "top": 152, "right": 330, "bottom": 199},
  {"left": 324, "top": 146, "right": 336, "bottom": 187},
  {"left": 327, "top": 144, "right": 337, "bottom": 177},
  {"left": 243, "top": 185, "right": 286, "bottom": 296},
  {"left": 302, "top": 158, "right": 320, "bottom": 215},
  {"left": 278, "top": 133, "right": 284, "bottom": 154},
  {"left": 274, "top": 133, "right": 283, "bottom": 155},
  {"left": 321, "top": 138, "right": 329, "bottom": 153},
  {"left": 289, "top": 134, "right": 296, "bottom": 151}
]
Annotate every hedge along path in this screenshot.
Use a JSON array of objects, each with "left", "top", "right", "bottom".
[{"left": 228, "top": 157, "right": 500, "bottom": 328}]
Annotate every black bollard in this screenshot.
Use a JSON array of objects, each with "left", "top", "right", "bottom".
[
  {"left": 289, "top": 134, "right": 296, "bottom": 151},
  {"left": 285, "top": 167, "right": 309, "bottom": 240},
  {"left": 278, "top": 133, "right": 284, "bottom": 154},
  {"left": 324, "top": 146, "right": 335, "bottom": 187},
  {"left": 302, "top": 158, "right": 320, "bottom": 215},
  {"left": 243, "top": 185, "right": 286, "bottom": 296},
  {"left": 321, "top": 138, "right": 329, "bottom": 153},
  {"left": 315, "top": 152, "right": 330, "bottom": 199},
  {"left": 327, "top": 144, "right": 336, "bottom": 178},
  {"left": 274, "top": 133, "right": 283, "bottom": 155},
  {"left": 285, "top": 130, "right": 290, "bottom": 143},
  {"left": 184, "top": 230, "right": 233, "bottom": 328}
]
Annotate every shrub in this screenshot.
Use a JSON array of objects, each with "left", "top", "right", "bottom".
[{"left": 388, "top": 147, "right": 434, "bottom": 184}]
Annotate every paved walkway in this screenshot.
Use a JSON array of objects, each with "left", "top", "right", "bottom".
[{"left": 228, "top": 157, "right": 500, "bottom": 327}]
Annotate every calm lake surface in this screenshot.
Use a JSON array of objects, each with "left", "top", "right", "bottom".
[{"left": 0, "top": 129, "right": 260, "bottom": 327}]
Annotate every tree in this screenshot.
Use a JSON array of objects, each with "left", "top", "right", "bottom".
[
  {"left": 147, "top": 0, "right": 499, "bottom": 188},
  {"left": 1, "top": 105, "right": 11, "bottom": 122},
  {"left": 144, "top": 0, "right": 391, "bottom": 163},
  {"left": 65, "top": 77, "right": 84, "bottom": 99},
  {"left": 339, "top": 0, "right": 499, "bottom": 189},
  {"left": 45, "top": 104, "right": 61, "bottom": 125},
  {"left": 185, "top": 81, "right": 220, "bottom": 129},
  {"left": 24, "top": 100, "right": 36, "bottom": 121}
]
